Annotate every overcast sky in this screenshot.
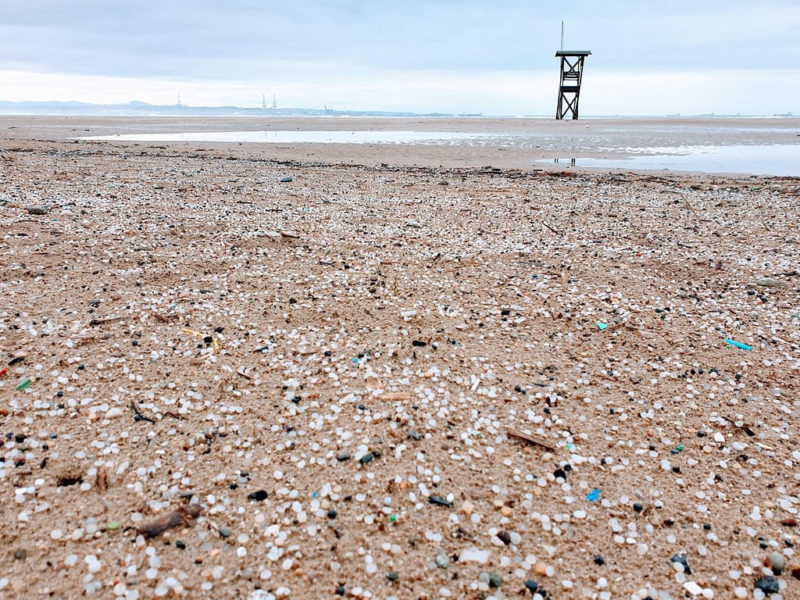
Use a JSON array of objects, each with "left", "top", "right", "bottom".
[{"left": 1, "top": 0, "right": 799, "bottom": 115}]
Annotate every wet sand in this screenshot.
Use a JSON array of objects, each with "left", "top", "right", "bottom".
[
  {"left": 1, "top": 117, "right": 799, "bottom": 600},
  {"left": 4, "top": 115, "right": 800, "bottom": 171}
]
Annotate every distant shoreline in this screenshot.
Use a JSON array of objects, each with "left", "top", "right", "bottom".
[{"left": 0, "top": 100, "right": 794, "bottom": 120}]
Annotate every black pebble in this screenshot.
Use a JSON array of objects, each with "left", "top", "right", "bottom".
[
  {"left": 553, "top": 468, "right": 567, "bottom": 480},
  {"left": 754, "top": 576, "right": 780, "bottom": 594},
  {"left": 594, "top": 554, "right": 605, "bottom": 566},
  {"left": 247, "top": 490, "right": 268, "bottom": 501},
  {"left": 327, "top": 509, "right": 337, "bottom": 519},
  {"left": 335, "top": 586, "right": 345, "bottom": 596},
  {"left": 176, "top": 540, "right": 186, "bottom": 550},
  {"left": 525, "top": 579, "right": 539, "bottom": 593},
  {"left": 670, "top": 553, "right": 691, "bottom": 575},
  {"left": 633, "top": 503, "right": 643, "bottom": 512}
]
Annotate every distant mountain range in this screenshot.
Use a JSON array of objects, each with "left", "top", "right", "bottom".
[{"left": 0, "top": 100, "right": 480, "bottom": 118}]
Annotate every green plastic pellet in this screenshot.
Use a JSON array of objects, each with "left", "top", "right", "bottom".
[
  {"left": 16, "top": 378, "right": 31, "bottom": 391},
  {"left": 107, "top": 521, "right": 120, "bottom": 530},
  {"left": 677, "top": 444, "right": 684, "bottom": 452},
  {"left": 388, "top": 514, "right": 397, "bottom": 523}
]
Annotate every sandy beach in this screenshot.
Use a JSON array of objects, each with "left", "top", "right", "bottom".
[{"left": 1, "top": 116, "right": 799, "bottom": 600}]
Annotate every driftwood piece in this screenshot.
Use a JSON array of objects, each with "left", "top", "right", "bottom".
[
  {"left": 88, "top": 316, "right": 126, "bottom": 326},
  {"left": 378, "top": 391, "right": 412, "bottom": 401},
  {"left": 506, "top": 429, "right": 557, "bottom": 452},
  {"left": 136, "top": 505, "right": 203, "bottom": 538}
]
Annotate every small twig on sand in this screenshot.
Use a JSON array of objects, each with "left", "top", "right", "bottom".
[
  {"left": 542, "top": 222, "right": 563, "bottom": 236},
  {"left": 678, "top": 194, "right": 702, "bottom": 225},
  {"left": 130, "top": 401, "right": 155, "bottom": 424}
]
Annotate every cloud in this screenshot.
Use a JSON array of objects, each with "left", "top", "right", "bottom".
[
  {"left": 3, "top": 0, "right": 798, "bottom": 77},
  {"left": 0, "top": 1, "right": 798, "bottom": 114}
]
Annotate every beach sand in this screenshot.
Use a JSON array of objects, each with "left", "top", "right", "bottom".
[{"left": 1, "top": 116, "right": 799, "bottom": 599}]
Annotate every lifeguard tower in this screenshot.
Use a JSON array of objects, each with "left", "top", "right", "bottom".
[{"left": 555, "top": 50, "right": 591, "bottom": 120}]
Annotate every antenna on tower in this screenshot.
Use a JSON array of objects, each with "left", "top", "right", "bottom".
[{"left": 560, "top": 21, "right": 564, "bottom": 51}]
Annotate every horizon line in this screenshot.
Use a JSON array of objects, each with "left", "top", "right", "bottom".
[{"left": 0, "top": 99, "right": 795, "bottom": 120}]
